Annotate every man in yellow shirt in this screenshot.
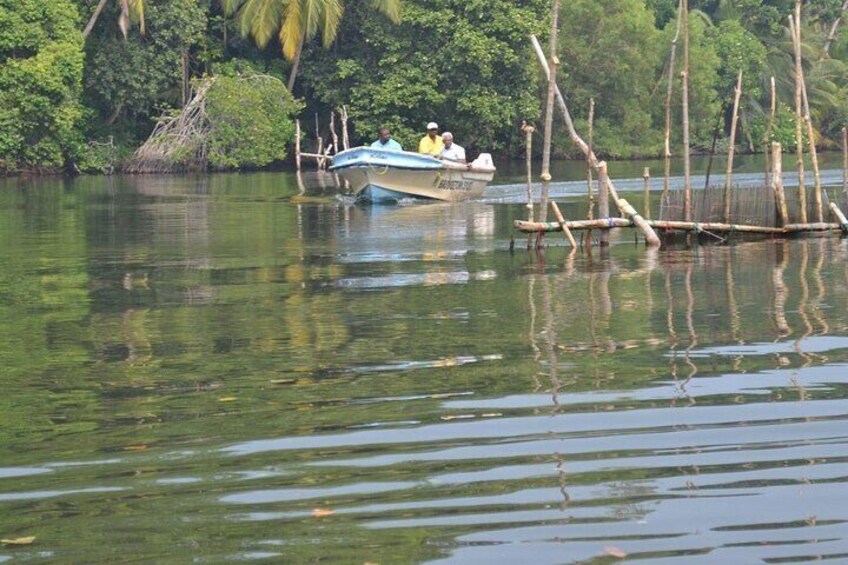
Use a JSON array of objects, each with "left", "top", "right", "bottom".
[{"left": 418, "top": 122, "right": 444, "bottom": 156}]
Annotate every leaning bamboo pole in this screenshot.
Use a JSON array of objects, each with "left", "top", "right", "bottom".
[
  {"left": 796, "top": 14, "right": 824, "bottom": 222},
  {"left": 550, "top": 201, "right": 577, "bottom": 247},
  {"left": 529, "top": 35, "right": 661, "bottom": 247},
  {"left": 791, "top": 9, "right": 808, "bottom": 223},
  {"left": 681, "top": 0, "right": 692, "bottom": 221},
  {"left": 831, "top": 201, "right": 848, "bottom": 233},
  {"left": 724, "top": 69, "right": 743, "bottom": 223}
]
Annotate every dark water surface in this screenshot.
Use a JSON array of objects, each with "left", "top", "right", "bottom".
[{"left": 2, "top": 171, "right": 848, "bottom": 563}]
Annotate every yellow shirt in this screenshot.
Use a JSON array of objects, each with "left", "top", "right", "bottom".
[{"left": 418, "top": 135, "right": 444, "bottom": 156}]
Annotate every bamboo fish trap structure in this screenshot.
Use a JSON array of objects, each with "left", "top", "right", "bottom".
[{"left": 516, "top": 2, "right": 848, "bottom": 249}]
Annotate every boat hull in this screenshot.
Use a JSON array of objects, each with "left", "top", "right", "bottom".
[{"left": 330, "top": 148, "right": 495, "bottom": 203}]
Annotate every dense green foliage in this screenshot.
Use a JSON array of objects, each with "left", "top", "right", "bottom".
[
  {"left": 0, "top": 0, "right": 85, "bottom": 172},
  {"left": 205, "top": 73, "right": 302, "bottom": 169},
  {"left": 4, "top": 0, "right": 848, "bottom": 171},
  {"left": 299, "top": 0, "right": 548, "bottom": 152}
]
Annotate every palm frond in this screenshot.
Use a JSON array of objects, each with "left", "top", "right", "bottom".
[
  {"left": 320, "top": 0, "right": 344, "bottom": 48},
  {"left": 281, "top": 0, "right": 303, "bottom": 60},
  {"left": 371, "top": 0, "right": 401, "bottom": 24}
]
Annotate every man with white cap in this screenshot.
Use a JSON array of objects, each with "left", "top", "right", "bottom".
[
  {"left": 438, "top": 132, "right": 466, "bottom": 164},
  {"left": 418, "top": 122, "right": 444, "bottom": 156}
]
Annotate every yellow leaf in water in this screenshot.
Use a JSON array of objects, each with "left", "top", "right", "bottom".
[
  {"left": 1, "top": 536, "right": 36, "bottom": 545},
  {"left": 604, "top": 546, "right": 627, "bottom": 559},
  {"left": 123, "top": 445, "right": 148, "bottom": 451},
  {"left": 218, "top": 397, "right": 238, "bottom": 402},
  {"left": 311, "top": 508, "right": 335, "bottom": 517}
]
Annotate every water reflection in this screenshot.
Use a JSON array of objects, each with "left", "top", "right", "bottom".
[{"left": 1, "top": 174, "right": 848, "bottom": 563}]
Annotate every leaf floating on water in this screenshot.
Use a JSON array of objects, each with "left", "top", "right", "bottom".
[
  {"left": 603, "top": 546, "right": 627, "bottom": 559},
  {"left": 218, "top": 397, "right": 238, "bottom": 402},
  {"left": 312, "top": 508, "right": 335, "bottom": 518},
  {"left": 123, "top": 444, "right": 148, "bottom": 451},
  {"left": 1, "top": 536, "right": 36, "bottom": 545}
]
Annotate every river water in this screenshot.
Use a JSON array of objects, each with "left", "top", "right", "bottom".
[{"left": 1, "top": 167, "right": 848, "bottom": 563}]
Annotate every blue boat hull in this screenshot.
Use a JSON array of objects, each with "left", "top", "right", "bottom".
[{"left": 330, "top": 148, "right": 495, "bottom": 203}]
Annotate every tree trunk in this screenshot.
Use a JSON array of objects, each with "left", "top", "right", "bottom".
[
  {"left": 823, "top": 0, "right": 848, "bottom": 58},
  {"left": 286, "top": 34, "right": 306, "bottom": 92},
  {"left": 83, "top": 0, "right": 110, "bottom": 39}
]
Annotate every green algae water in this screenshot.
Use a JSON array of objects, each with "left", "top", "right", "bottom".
[{"left": 1, "top": 172, "right": 848, "bottom": 563}]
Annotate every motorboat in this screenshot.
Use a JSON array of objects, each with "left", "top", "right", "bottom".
[{"left": 329, "top": 147, "right": 496, "bottom": 202}]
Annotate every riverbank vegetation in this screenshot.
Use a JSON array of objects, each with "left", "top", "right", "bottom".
[{"left": 2, "top": 0, "right": 848, "bottom": 173}]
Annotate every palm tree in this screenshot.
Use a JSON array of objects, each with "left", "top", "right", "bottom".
[
  {"left": 83, "top": 0, "right": 145, "bottom": 39},
  {"left": 224, "top": 0, "right": 401, "bottom": 91}
]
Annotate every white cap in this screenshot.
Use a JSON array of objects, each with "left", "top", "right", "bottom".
[{"left": 427, "top": 122, "right": 438, "bottom": 130}]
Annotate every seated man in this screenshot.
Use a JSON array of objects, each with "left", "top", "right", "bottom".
[
  {"left": 371, "top": 127, "right": 403, "bottom": 151},
  {"left": 439, "top": 132, "right": 466, "bottom": 164},
  {"left": 418, "top": 122, "right": 444, "bottom": 156}
]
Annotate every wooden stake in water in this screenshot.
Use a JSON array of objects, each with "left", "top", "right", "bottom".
[
  {"left": 643, "top": 167, "right": 651, "bottom": 218},
  {"left": 724, "top": 69, "right": 743, "bottom": 223},
  {"left": 598, "top": 162, "right": 611, "bottom": 247},
  {"left": 522, "top": 122, "right": 535, "bottom": 249},
  {"left": 295, "top": 119, "right": 302, "bottom": 171},
  {"left": 772, "top": 142, "right": 789, "bottom": 226}
]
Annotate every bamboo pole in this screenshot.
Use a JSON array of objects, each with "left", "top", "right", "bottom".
[
  {"left": 529, "top": 36, "right": 661, "bottom": 247},
  {"left": 724, "top": 69, "right": 743, "bottom": 223},
  {"left": 295, "top": 119, "right": 302, "bottom": 170},
  {"left": 522, "top": 121, "right": 535, "bottom": 249},
  {"left": 550, "top": 201, "right": 577, "bottom": 247},
  {"left": 830, "top": 202, "right": 848, "bottom": 233},
  {"left": 513, "top": 217, "right": 842, "bottom": 235},
  {"left": 681, "top": 0, "right": 691, "bottom": 221},
  {"left": 643, "top": 167, "right": 651, "bottom": 218},
  {"left": 663, "top": 0, "right": 683, "bottom": 207},
  {"left": 772, "top": 142, "right": 790, "bottom": 226},
  {"left": 790, "top": 11, "right": 808, "bottom": 223},
  {"left": 541, "top": 0, "right": 560, "bottom": 183},
  {"left": 764, "top": 76, "right": 776, "bottom": 184},
  {"left": 587, "top": 98, "right": 595, "bottom": 220},
  {"left": 598, "top": 162, "right": 611, "bottom": 246}
]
